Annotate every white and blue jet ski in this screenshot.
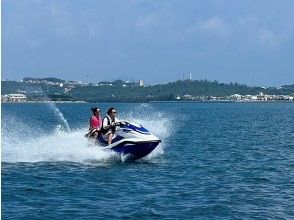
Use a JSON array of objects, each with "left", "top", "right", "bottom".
[{"left": 96, "top": 121, "right": 161, "bottom": 160}]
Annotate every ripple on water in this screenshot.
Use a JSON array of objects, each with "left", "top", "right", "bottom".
[{"left": 2, "top": 103, "right": 294, "bottom": 219}]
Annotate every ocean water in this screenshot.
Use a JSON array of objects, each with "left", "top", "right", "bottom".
[{"left": 1, "top": 102, "right": 294, "bottom": 219}]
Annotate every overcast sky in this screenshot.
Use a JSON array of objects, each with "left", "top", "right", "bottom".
[{"left": 2, "top": 0, "right": 294, "bottom": 86}]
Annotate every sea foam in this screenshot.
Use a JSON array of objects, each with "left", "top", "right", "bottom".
[{"left": 2, "top": 104, "right": 172, "bottom": 164}]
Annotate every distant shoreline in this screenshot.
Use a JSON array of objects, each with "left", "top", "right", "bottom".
[
  {"left": 1, "top": 101, "right": 87, "bottom": 104},
  {"left": 150, "top": 100, "right": 294, "bottom": 103},
  {"left": 2, "top": 100, "right": 294, "bottom": 104}
]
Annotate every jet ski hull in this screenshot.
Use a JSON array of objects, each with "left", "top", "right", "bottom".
[
  {"left": 111, "top": 140, "right": 161, "bottom": 160},
  {"left": 91, "top": 121, "right": 162, "bottom": 160}
]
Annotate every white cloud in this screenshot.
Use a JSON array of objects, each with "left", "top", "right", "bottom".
[
  {"left": 135, "top": 13, "right": 154, "bottom": 28},
  {"left": 134, "top": 13, "right": 162, "bottom": 30},
  {"left": 185, "top": 16, "right": 229, "bottom": 40},
  {"left": 27, "top": 38, "right": 43, "bottom": 49},
  {"left": 236, "top": 15, "right": 282, "bottom": 49},
  {"left": 197, "top": 16, "right": 229, "bottom": 37},
  {"left": 257, "top": 28, "right": 278, "bottom": 47}
]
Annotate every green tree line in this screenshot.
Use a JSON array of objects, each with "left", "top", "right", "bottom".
[{"left": 2, "top": 79, "right": 294, "bottom": 102}]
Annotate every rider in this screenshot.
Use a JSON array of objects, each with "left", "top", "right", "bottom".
[
  {"left": 101, "top": 107, "right": 119, "bottom": 145},
  {"left": 87, "top": 107, "right": 102, "bottom": 140}
]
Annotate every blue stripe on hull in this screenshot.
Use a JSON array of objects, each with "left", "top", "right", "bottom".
[{"left": 111, "top": 141, "right": 160, "bottom": 160}]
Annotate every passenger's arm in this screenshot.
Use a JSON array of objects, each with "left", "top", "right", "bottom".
[
  {"left": 97, "top": 117, "right": 102, "bottom": 130},
  {"left": 89, "top": 117, "right": 94, "bottom": 130}
]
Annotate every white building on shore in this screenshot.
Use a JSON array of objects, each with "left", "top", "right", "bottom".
[
  {"left": 139, "top": 80, "right": 144, "bottom": 87},
  {"left": 2, "top": 94, "right": 27, "bottom": 102}
]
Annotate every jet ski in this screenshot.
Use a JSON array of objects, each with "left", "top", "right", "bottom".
[{"left": 96, "top": 121, "right": 161, "bottom": 160}]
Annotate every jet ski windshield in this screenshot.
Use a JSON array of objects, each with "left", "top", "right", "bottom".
[{"left": 119, "top": 121, "right": 151, "bottom": 135}]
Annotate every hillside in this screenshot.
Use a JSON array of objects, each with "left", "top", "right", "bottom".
[{"left": 2, "top": 79, "right": 294, "bottom": 102}]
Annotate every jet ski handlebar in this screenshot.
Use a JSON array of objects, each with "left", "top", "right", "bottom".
[
  {"left": 110, "top": 121, "right": 129, "bottom": 128},
  {"left": 116, "top": 121, "right": 129, "bottom": 127}
]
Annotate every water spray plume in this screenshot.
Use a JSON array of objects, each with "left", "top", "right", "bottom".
[
  {"left": 47, "top": 102, "right": 70, "bottom": 132},
  {"left": 2, "top": 104, "right": 173, "bottom": 164}
]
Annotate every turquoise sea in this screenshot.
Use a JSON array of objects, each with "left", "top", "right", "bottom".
[{"left": 2, "top": 102, "right": 294, "bottom": 219}]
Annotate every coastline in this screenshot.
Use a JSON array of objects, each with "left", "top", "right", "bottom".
[
  {"left": 1, "top": 100, "right": 87, "bottom": 104},
  {"left": 2, "top": 100, "right": 294, "bottom": 104}
]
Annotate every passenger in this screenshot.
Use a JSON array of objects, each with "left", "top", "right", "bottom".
[
  {"left": 101, "top": 107, "right": 120, "bottom": 145},
  {"left": 87, "top": 107, "right": 102, "bottom": 140}
]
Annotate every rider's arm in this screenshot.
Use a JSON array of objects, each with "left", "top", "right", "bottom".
[
  {"left": 98, "top": 116, "right": 102, "bottom": 130},
  {"left": 114, "top": 117, "right": 121, "bottom": 126},
  {"left": 89, "top": 116, "right": 94, "bottom": 130}
]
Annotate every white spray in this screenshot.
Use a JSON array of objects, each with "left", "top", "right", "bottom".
[
  {"left": 47, "top": 102, "right": 70, "bottom": 132},
  {"left": 2, "top": 104, "right": 174, "bottom": 164}
]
